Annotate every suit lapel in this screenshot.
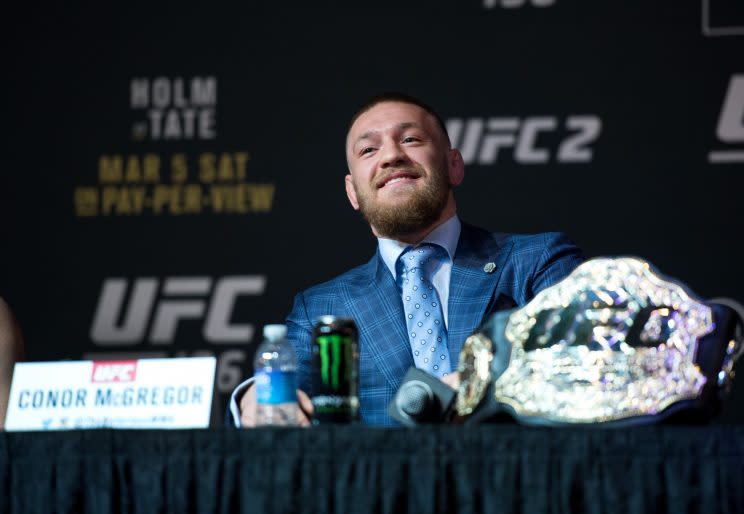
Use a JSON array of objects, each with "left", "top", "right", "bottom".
[
  {"left": 341, "top": 253, "right": 414, "bottom": 391},
  {"left": 339, "top": 225, "right": 515, "bottom": 390},
  {"left": 446, "top": 224, "right": 514, "bottom": 364}
]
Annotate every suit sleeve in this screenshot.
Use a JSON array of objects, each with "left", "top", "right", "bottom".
[
  {"left": 225, "top": 377, "right": 255, "bottom": 427},
  {"left": 528, "top": 232, "right": 585, "bottom": 298},
  {"left": 286, "top": 291, "right": 315, "bottom": 395}
]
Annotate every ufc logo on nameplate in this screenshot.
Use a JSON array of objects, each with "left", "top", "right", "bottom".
[{"left": 91, "top": 361, "right": 138, "bottom": 382}]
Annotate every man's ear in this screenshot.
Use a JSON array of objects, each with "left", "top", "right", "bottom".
[
  {"left": 345, "top": 174, "right": 360, "bottom": 210},
  {"left": 448, "top": 149, "right": 465, "bottom": 186}
]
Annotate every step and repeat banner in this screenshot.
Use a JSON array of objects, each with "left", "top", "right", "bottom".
[{"left": 4, "top": 1, "right": 743, "bottom": 423}]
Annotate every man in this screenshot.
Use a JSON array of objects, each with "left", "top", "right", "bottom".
[
  {"left": 230, "top": 92, "right": 584, "bottom": 427},
  {"left": 0, "top": 297, "right": 23, "bottom": 428}
]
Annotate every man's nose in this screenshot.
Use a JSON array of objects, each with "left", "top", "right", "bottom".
[{"left": 379, "top": 141, "right": 410, "bottom": 168}]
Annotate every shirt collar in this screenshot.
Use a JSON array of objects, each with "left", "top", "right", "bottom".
[{"left": 377, "top": 215, "right": 461, "bottom": 279}]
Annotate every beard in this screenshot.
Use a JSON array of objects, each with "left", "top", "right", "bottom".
[{"left": 353, "top": 163, "right": 450, "bottom": 239}]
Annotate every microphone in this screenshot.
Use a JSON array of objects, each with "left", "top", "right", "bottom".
[{"left": 388, "top": 367, "right": 456, "bottom": 426}]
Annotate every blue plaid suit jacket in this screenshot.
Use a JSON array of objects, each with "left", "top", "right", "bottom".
[{"left": 286, "top": 223, "right": 584, "bottom": 426}]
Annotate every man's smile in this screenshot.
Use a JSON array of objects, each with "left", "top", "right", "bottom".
[{"left": 376, "top": 170, "right": 422, "bottom": 189}]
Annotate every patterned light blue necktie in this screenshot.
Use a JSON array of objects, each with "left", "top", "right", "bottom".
[{"left": 398, "top": 243, "right": 451, "bottom": 378}]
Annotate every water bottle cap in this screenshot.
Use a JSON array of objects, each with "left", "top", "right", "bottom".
[{"left": 263, "top": 324, "right": 287, "bottom": 340}]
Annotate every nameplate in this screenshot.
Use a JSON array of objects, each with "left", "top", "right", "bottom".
[{"left": 5, "top": 357, "right": 216, "bottom": 431}]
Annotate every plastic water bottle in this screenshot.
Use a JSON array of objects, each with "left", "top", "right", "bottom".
[{"left": 254, "top": 324, "right": 301, "bottom": 426}]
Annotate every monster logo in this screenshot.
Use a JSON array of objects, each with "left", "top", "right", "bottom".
[{"left": 316, "top": 334, "right": 352, "bottom": 392}]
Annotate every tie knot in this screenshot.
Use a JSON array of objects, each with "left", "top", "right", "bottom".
[{"left": 399, "top": 243, "right": 444, "bottom": 275}]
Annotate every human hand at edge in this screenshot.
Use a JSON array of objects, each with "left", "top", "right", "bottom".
[{"left": 239, "top": 384, "right": 313, "bottom": 427}]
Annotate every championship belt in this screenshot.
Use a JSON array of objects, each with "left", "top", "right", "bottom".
[{"left": 456, "top": 257, "right": 744, "bottom": 426}]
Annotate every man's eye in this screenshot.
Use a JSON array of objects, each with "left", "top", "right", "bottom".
[
  {"left": 360, "top": 147, "right": 375, "bottom": 155},
  {"left": 402, "top": 136, "right": 420, "bottom": 143}
]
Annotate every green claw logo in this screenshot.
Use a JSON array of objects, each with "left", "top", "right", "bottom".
[{"left": 317, "top": 335, "right": 351, "bottom": 391}]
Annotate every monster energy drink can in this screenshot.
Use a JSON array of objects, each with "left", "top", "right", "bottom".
[{"left": 311, "top": 315, "right": 359, "bottom": 423}]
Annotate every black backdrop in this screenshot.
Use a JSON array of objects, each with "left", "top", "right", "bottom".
[{"left": 4, "top": 1, "right": 743, "bottom": 423}]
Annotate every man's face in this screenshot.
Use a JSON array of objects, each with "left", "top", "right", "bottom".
[{"left": 345, "top": 101, "right": 463, "bottom": 239}]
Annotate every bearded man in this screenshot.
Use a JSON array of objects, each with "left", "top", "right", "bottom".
[{"left": 229, "top": 92, "right": 584, "bottom": 427}]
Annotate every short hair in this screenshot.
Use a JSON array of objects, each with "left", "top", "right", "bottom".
[{"left": 348, "top": 92, "right": 451, "bottom": 146}]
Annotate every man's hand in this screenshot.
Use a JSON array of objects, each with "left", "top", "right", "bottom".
[
  {"left": 442, "top": 371, "right": 460, "bottom": 390},
  {"left": 441, "top": 371, "right": 465, "bottom": 423},
  {"left": 239, "top": 384, "right": 314, "bottom": 427}
]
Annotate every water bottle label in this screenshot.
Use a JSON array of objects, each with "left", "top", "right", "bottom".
[{"left": 255, "top": 370, "right": 297, "bottom": 404}]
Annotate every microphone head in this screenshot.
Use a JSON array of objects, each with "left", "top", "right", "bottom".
[
  {"left": 388, "top": 367, "right": 457, "bottom": 426},
  {"left": 396, "top": 380, "right": 434, "bottom": 418}
]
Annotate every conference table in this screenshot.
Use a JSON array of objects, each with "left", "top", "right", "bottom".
[{"left": 1, "top": 424, "right": 743, "bottom": 514}]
